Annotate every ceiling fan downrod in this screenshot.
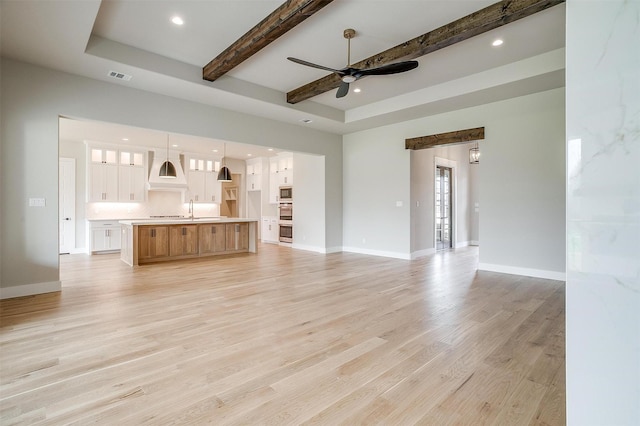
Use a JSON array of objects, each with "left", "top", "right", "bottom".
[{"left": 343, "top": 28, "right": 357, "bottom": 83}]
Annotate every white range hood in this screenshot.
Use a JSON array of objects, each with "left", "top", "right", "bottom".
[{"left": 147, "top": 149, "right": 188, "bottom": 191}]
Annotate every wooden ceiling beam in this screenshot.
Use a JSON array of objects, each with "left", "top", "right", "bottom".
[
  {"left": 406, "top": 127, "right": 485, "bottom": 150},
  {"left": 203, "top": 0, "right": 335, "bottom": 82},
  {"left": 287, "top": 0, "right": 565, "bottom": 104}
]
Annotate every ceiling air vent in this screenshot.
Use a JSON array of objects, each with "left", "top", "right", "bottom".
[{"left": 108, "top": 70, "right": 132, "bottom": 81}]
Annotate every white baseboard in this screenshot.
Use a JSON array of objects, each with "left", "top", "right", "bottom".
[
  {"left": 342, "top": 246, "right": 411, "bottom": 260},
  {"left": 470, "top": 240, "right": 480, "bottom": 246},
  {"left": 478, "top": 263, "right": 566, "bottom": 281},
  {"left": 325, "top": 246, "right": 342, "bottom": 254},
  {"left": 292, "top": 243, "right": 328, "bottom": 254},
  {"left": 411, "top": 248, "right": 436, "bottom": 259},
  {"left": 455, "top": 241, "right": 470, "bottom": 248},
  {"left": 0, "top": 280, "right": 62, "bottom": 299},
  {"left": 64, "top": 248, "right": 86, "bottom": 255}
]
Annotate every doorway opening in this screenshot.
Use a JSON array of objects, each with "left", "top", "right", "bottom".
[{"left": 435, "top": 165, "right": 453, "bottom": 250}]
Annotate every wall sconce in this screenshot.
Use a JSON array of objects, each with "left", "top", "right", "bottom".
[{"left": 469, "top": 141, "right": 480, "bottom": 164}]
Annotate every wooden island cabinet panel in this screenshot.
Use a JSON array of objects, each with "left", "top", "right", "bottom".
[
  {"left": 169, "top": 225, "right": 198, "bottom": 257},
  {"left": 199, "top": 224, "right": 226, "bottom": 254},
  {"left": 123, "top": 220, "right": 257, "bottom": 266},
  {"left": 138, "top": 226, "right": 169, "bottom": 260},
  {"left": 225, "top": 223, "right": 249, "bottom": 252}
]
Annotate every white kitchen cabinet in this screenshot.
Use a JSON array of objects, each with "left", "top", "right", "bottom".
[
  {"left": 204, "top": 172, "right": 221, "bottom": 203},
  {"left": 119, "top": 165, "right": 146, "bottom": 202},
  {"left": 269, "top": 157, "right": 280, "bottom": 204},
  {"left": 90, "top": 220, "right": 121, "bottom": 253},
  {"left": 261, "top": 216, "right": 279, "bottom": 243},
  {"left": 91, "top": 148, "right": 118, "bottom": 165},
  {"left": 88, "top": 144, "right": 146, "bottom": 203},
  {"left": 187, "top": 170, "right": 206, "bottom": 202},
  {"left": 246, "top": 158, "right": 263, "bottom": 191},
  {"left": 277, "top": 154, "right": 293, "bottom": 186},
  {"left": 119, "top": 151, "right": 144, "bottom": 167},
  {"left": 90, "top": 163, "right": 119, "bottom": 202},
  {"left": 269, "top": 154, "right": 293, "bottom": 203},
  {"left": 278, "top": 168, "right": 292, "bottom": 186},
  {"left": 186, "top": 154, "right": 221, "bottom": 203}
]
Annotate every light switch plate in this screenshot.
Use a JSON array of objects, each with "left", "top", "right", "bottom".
[
  {"left": 29, "top": 198, "right": 46, "bottom": 207},
  {"left": 396, "top": 201, "right": 403, "bottom": 207}
]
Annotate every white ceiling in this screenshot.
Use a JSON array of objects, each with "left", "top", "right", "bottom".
[{"left": 1, "top": 0, "right": 566, "bottom": 157}]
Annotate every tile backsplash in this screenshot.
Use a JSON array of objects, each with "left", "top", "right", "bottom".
[{"left": 86, "top": 191, "right": 220, "bottom": 220}]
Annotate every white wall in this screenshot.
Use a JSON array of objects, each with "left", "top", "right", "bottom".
[
  {"left": 292, "top": 152, "right": 326, "bottom": 252},
  {"left": 343, "top": 126, "right": 412, "bottom": 258},
  {"left": 344, "top": 88, "right": 566, "bottom": 277},
  {"left": 566, "top": 1, "right": 640, "bottom": 424},
  {"left": 0, "top": 59, "right": 342, "bottom": 297},
  {"left": 479, "top": 90, "right": 565, "bottom": 279}
]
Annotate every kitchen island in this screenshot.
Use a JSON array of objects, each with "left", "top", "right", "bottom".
[{"left": 119, "top": 218, "right": 258, "bottom": 266}]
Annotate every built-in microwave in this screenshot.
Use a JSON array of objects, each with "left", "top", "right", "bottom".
[{"left": 279, "top": 186, "right": 292, "bottom": 202}]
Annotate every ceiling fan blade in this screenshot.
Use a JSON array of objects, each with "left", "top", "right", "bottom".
[
  {"left": 356, "top": 60, "right": 419, "bottom": 77},
  {"left": 287, "top": 57, "right": 343, "bottom": 74},
  {"left": 336, "top": 81, "right": 350, "bottom": 98}
]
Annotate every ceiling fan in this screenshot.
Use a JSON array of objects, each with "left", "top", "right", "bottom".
[{"left": 288, "top": 29, "right": 419, "bottom": 98}]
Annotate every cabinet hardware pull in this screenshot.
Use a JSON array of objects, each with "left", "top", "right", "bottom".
[
  {"left": 182, "top": 227, "right": 186, "bottom": 236},
  {"left": 212, "top": 226, "right": 216, "bottom": 234}
]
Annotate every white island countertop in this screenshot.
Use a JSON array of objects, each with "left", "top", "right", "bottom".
[{"left": 119, "top": 217, "right": 259, "bottom": 226}]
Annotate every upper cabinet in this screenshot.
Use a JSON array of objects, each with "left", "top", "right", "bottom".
[
  {"left": 186, "top": 154, "right": 221, "bottom": 203},
  {"left": 269, "top": 153, "right": 293, "bottom": 203},
  {"left": 118, "top": 149, "right": 146, "bottom": 202},
  {"left": 87, "top": 143, "right": 147, "bottom": 203},
  {"left": 246, "top": 157, "right": 263, "bottom": 192},
  {"left": 277, "top": 153, "right": 293, "bottom": 186}
]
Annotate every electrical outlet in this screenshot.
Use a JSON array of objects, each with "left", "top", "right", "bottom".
[{"left": 396, "top": 201, "right": 403, "bottom": 207}]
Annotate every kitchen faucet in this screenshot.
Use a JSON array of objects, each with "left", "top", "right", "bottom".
[{"left": 188, "top": 199, "right": 194, "bottom": 220}]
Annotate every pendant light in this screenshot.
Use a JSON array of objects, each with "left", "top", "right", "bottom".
[
  {"left": 217, "top": 143, "right": 232, "bottom": 182},
  {"left": 469, "top": 140, "right": 480, "bottom": 164},
  {"left": 159, "top": 134, "right": 177, "bottom": 178}
]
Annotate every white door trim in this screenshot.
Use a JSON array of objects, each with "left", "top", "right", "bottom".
[{"left": 59, "top": 157, "right": 76, "bottom": 254}]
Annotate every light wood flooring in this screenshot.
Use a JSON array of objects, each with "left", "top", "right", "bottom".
[{"left": 0, "top": 245, "right": 565, "bottom": 425}]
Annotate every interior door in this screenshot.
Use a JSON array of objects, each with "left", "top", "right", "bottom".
[
  {"left": 59, "top": 158, "right": 76, "bottom": 254},
  {"left": 436, "top": 166, "right": 452, "bottom": 250}
]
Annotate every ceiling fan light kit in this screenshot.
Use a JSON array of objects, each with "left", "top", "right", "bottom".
[{"left": 287, "top": 28, "right": 419, "bottom": 99}]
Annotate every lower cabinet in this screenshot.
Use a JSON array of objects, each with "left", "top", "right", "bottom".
[
  {"left": 199, "top": 224, "right": 226, "bottom": 254},
  {"left": 138, "top": 226, "right": 169, "bottom": 260},
  {"left": 226, "top": 223, "right": 249, "bottom": 252},
  {"left": 90, "top": 221, "right": 122, "bottom": 253},
  {"left": 261, "top": 216, "right": 279, "bottom": 243},
  {"left": 169, "top": 225, "right": 198, "bottom": 256}
]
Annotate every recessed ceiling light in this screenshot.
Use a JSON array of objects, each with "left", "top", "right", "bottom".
[
  {"left": 354, "top": 88, "right": 361, "bottom": 93},
  {"left": 300, "top": 119, "right": 313, "bottom": 124},
  {"left": 492, "top": 39, "right": 503, "bottom": 47},
  {"left": 212, "top": 149, "right": 218, "bottom": 153},
  {"left": 172, "top": 144, "right": 179, "bottom": 147},
  {"left": 247, "top": 154, "right": 252, "bottom": 157},
  {"left": 267, "top": 148, "right": 274, "bottom": 151},
  {"left": 171, "top": 16, "right": 184, "bottom": 25},
  {"left": 121, "top": 138, "right": 129, "bottom": 141}
]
